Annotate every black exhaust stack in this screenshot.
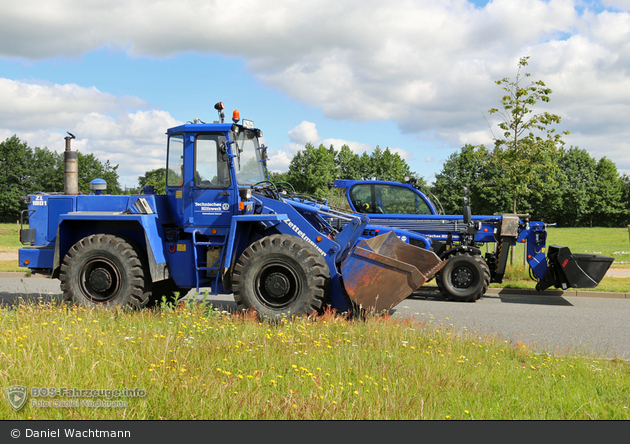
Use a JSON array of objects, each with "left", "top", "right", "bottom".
[{"left": 64, "top": 132, "right": 78, "bottom": 195}]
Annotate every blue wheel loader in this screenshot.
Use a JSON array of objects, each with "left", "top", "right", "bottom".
[{"left": 17, "top": 104, "right": 446, "bottom": 317}]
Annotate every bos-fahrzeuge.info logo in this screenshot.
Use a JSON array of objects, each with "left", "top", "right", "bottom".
[
  {"left": 6, "top": 386, "right": 146, "bottom": 411},
  {"left": 6, "top": 385, "right": 28, "bottom": 411}
]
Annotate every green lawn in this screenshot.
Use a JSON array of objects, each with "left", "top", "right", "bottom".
[{"left": 1, "top": 302, "right": 628, "bottom": 420}]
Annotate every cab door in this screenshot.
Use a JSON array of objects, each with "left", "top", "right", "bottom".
[{"left": 188, "top": 134, "right": 236, "bottom": 227}]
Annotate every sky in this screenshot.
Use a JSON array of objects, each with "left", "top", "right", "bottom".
[{"left": 1, "top": 0, "right": 630, "bottom": 189}]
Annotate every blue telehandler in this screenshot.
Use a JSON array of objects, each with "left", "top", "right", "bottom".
[
  {"left": 18, "top": 103, "right": 446, "bottom": 317},
  {"left": 332, "top": 178, "right": 615, "bottom": 302}
]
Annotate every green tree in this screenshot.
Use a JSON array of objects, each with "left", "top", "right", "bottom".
[
  {"left": 139, "top": 168, "right": 167, "bottom": 194},
  {"left": 31, "top": 147, "right": 64, "bottom": 192},
  {"left": 432, "top": 144, "right": 510, "bottom": 216},
  {"left": 486, "top": 56, "right": 569, "bottom": 214},
  {"left": 0, "top": 136, "right": 33, "bottom": 222},
  {"left": 0, "top": 135, "right": 122, "bottom": 222},
  {"left": 552, "top": 147, "right": 597, "bottom": 226},
  {"left": 621, "top": 173, "right": 630, "bottom": 226},
  {"left": 589, "top": 157, "right": 625, "bottom": 227},
  {"left": 365, "top": 147, "right": 415, "bottom": 182},
  {"left": 285, "top": 142, "right": 419, "bottom": 198},
  {"left": 336, "top": 145, "right": 363, "bottom": 180},
  {"left": 76, "top": 152, "right": 121, "bottom": 195},
  {"left": 286, "top": 143, "right": 337, "bottom": 196}
]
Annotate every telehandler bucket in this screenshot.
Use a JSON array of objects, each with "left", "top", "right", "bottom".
[
  {"left": 536, "top": 245, "right": 615, "bottom": 291},
  {"left": 341, "top": 231, "right": 445, "bottom": 312}
]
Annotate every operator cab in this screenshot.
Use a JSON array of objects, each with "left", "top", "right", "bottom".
[
  {"left": 347, "top": 181, "right": 435, "bottom": 215},
  {"left": 165, "top": 104, "right": 267, "bottom": 228}
]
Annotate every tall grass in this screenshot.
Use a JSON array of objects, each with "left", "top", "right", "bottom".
[{"left": 1, "top": 300, "right": 629, "bottom": 420}]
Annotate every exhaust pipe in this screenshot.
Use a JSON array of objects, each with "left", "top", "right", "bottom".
[{"left": 64, "top": 132, "right": 78, "bottom": 195}]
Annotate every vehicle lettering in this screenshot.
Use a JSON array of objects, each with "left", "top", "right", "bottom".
[
  {"left": 362, "top": 229, "right": 380, "bottom": 237},
  {"left": 284, "top": 220, "right": 327, "bottom": 257},
  {"left": 194, "top": 202, "right": 229, "bottom": 214}
]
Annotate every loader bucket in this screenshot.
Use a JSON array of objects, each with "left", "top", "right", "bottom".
[
  {"left": 536, "top": 245, "right": 615, "bottom": 291},
  {"left": 340, "top": 231, "right": 445, "bottom": 312}
]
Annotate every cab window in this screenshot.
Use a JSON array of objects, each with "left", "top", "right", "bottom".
[
  {"left": 350, "top": 184, "right": 431, "bottom": 215},
  {"left": 195, "top": 134, "right": 230, "bottom": 187},
  {"left": 166, "top": 134, "right": 184, "bottom": 187}
]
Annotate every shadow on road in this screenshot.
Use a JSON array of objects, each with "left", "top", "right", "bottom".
[
  {"left": 408, "top": 289, "right": 574, "bottom": 306},
  {"left": 495, "top": 294, "right": 573, "bottom": 306}
]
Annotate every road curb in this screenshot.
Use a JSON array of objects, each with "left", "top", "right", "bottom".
[{"left": 484, "top": 287, "right": 630, "bottom": 299}]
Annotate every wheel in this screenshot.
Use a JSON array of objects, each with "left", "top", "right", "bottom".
[
  {"left": 231, "top": 234, "right": 330, "bottom": 319},
  {"left": 147, "top": 278, "right": 186, "bottom": 307},
  {"left": 436, "top": 252, "right": 488, "bottom": 302},
  {"left": 59, "top": 234, "right": 150, "bottom": 309}
]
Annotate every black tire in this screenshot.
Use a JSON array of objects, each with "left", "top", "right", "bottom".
[
  {"left": 436, "top": 252, "right": 488, "bottom": 302},
  {"left": 147, "top": 278, "right": 186, "bottom": 308},
  {"left": 59, "top": 234, "right": 150, "bottom": 309},
  {"left": 231, "top": 234, "right": 330, "bottom": 319},
  {"left": 474, "top": 254, "right": 491, "bottom": 301}
]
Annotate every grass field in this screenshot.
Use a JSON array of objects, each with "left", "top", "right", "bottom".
[
  {"left": 1, "top": 301, "right": 629, "bottom": 420},
  {"left": 504, "top": 226, "right": 630, "bottom": 268}
]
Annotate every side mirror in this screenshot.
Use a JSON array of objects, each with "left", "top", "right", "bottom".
[{"left": 261, "top": 146, "right": 268, "bottom": 167}]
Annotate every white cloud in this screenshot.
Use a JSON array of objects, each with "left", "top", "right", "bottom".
[
  {"left": 601, "top": 0, "right": 630, "bottom": 10},
  {"left": 0, "top": 78, "right": 180, "bottom": 187},
  {"left": 287, "top": 121, "right": 319, "bottom": 145}
]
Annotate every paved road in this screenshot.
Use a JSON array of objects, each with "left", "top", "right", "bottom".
[{"left": 2, "top": 275, "right": 629, "bottom": 360}]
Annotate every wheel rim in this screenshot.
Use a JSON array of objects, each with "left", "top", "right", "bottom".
[
  {"left": 451, "top": 265, "right": 474, "bottom": 289},
  {"left": 78, "top": 257, "right": 122, "bottom": 302},
  {"left": 254, "top": 261, "right": 301, "bottom": 309}
]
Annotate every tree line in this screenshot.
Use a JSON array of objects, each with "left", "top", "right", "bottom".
[
  {"left": 3, "top": 132, "right": 628, "bottom": 228},
  {"left": 432, "top": 144, "right": 629, "bottom": 227}
]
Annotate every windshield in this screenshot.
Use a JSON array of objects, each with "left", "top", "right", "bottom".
[{"left": 231, "top": 129, "right": 265, "bottom": 185}]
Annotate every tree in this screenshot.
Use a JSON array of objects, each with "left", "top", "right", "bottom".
[
  {"left": 621, "top": 173, "right": 630, "bottom": 226},
  {"left": 139, "top": 168, "right": 167, "bottom": 194},
  {"left": 589, "top": 157, "right": 625, "bottom": 227},
  {"left": 364, "top": 147, "right": 415, "bottom": 182},
  {"left": 76, "top": 152, "right": 121, "bottom": 195},
  {"left": 0, "top": 136, "right": 33, "bottom": 222},
  {"left": 284, "top": 143, "right": 419, "bottom": 198},
  {"left": 552, "top": 147, "right": 597, "bottom": 226},
  {"left": 336, "top": 144, "right": 363, "bottom": 180},
  {"left": 31, "top": 147, "right": 64, "bottom": 192},
  {"left": 486, "top": 56, "right": 569, "bottom": 214},
  {"left": 432, "top": 144, "right": 509, "bottom": 215},
  {"left": 286, "top": 143, "right": 337, "bottom": 196}
]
